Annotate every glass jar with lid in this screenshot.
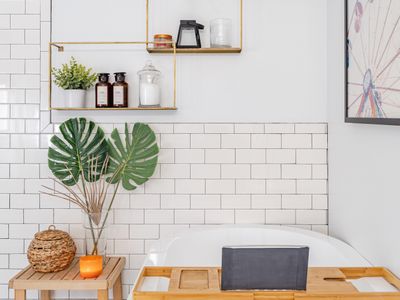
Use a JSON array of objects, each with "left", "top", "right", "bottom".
[{"left": 138, "top": 61, "right": 161, "bottom": 107}]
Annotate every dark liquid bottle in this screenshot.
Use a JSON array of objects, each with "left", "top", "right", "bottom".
[
  {"left": 112, "top": 72, "right": 128, "bottom": 108},
  {"left": 95, "top": 73, "right": 112, "bottom": 108}
]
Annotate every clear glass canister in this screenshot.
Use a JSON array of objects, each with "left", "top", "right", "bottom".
[
  {"left": 138, "top": 61, "right": 161, "bottom": 107},
  {"left": 210, "top": 18, "right": 233, "bottom": 48}
]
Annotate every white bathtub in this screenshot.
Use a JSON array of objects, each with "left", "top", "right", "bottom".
[{"left": 129, "top": 225, "right": 373, "bottom": 298}]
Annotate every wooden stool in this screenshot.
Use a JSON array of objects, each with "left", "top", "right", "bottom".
[{"left": 9, "top": 257, "right": 125, "bottom": 300}]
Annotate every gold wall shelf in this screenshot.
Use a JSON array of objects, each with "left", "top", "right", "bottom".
[
  {"left": 145, "top": 0, "right": 243, "bottom": 54},
  {"left": 48, "top": 41, "right": 177, "bottom": 111}
]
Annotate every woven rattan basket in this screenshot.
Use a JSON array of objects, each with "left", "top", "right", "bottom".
[{"left": 27, "top": 225, "right": 76, "bottom": 273}]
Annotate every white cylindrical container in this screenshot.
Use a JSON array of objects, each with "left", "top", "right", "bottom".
[
  {"left": 65, "top": 89, "right": 86, "bottom": 108},
  {"left": 138, "top": 61, "right": 161, "bottom": 107},
  {"left": 210, "top": 18, "right": 233, "bottom": 48}
]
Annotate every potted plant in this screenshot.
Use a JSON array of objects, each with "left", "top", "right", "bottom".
[
  {"left": 52, "top": 57, "right": 97, "bottom": 108},
  {"left": 42, "top": 118, "right": 159, "bottom": 258}
]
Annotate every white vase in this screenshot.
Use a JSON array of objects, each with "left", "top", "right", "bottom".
[{"left": 65, "top": 89, "right": 86, "bottom": 108}]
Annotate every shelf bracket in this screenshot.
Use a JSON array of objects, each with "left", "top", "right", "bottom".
[{"left": 51, "top": 44, "right": 64, "bottom": 52}]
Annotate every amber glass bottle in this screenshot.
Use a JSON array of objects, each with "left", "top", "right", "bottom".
[
  {"left": 112, "top": 72, "right": 128, "bottom": 108},
  {"left": 95, "top": 73, "right": 112, "bottom": 108}
]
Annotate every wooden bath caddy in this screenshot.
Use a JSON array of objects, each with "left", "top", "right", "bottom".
[{"left": 133, "top": 267, "right": 400, "bottom": 300}]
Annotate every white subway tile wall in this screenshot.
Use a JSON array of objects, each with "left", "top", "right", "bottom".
[{"left": 0, "top": 1, "right": 328, "bottom": 299}]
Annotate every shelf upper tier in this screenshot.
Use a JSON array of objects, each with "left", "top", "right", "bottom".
[
  {"left": 147, "top": 47, "right": 242, "bottom": 54},
  {"left": 50, "top": 107, "right": 178, "bottom": 111}
]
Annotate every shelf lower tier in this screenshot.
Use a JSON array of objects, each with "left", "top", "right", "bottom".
[
  {"left": 50, "top": 106, "right": 177, "bottom": 111},
  {"left": 147, "top": 47, "right": 242, "bottom": 54}
]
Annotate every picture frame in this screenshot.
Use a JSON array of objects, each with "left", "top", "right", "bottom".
[{"left": 345, "top": 0, "right": 400, "bottom": 125}]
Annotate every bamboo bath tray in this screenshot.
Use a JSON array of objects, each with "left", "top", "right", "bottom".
[{"left": 133, "top": 267, "right": 400, "bottom": 300}]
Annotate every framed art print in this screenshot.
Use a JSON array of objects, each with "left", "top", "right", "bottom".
[{"left": 346, "top": 0, "right": 400, "bottom": 125}]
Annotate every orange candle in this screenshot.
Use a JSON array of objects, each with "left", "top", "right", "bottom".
[{"left": 79, "top": 255, "right": 103, "bottom": 278}]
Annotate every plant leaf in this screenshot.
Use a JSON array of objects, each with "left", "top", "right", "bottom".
[
  {"left": 48, "top": 118, "right": 108, "bottom": 186},
  {"left": 106, "top": 123, "right": 159, "bottom": 190}
]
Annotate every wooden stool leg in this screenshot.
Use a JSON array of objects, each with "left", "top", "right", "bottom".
[
  {"left": 15, "top": 290, "right": 26, "bottom": 300},
  {"left": 40, "top": 290, "right": 51, "bottom": 300},
  {"left": 113, "top": 275, "right": 122, "bottom": 300},
  {"left": 98, "top": 289, "right": 108, "bottom": 300}
]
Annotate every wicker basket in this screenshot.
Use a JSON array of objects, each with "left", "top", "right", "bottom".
[{"left": 27, "top": 225, "right": 76, "bottom": 273}]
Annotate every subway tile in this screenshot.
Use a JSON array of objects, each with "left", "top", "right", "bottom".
[
  {"left": 11, "top": 74, "right": 40, "bottom": 89},
  {"left": 266, "top": 180, "right": 296, "bottom": 194},
  {"left": 10, "top": 134, "right": 39, "bottom": 148},
  {"left": 191, "top": 134, "right": 220, "bottom": 148},
  {"left": 130, "top": 194, "right": 160, "bottom": 209},
  {"left": 9, "top": 224, "right": 38, "bottom": 238},
  {"left": 221, "top": 195, "right": 251, "bottom": 209},
  {"left": 0, "top": 89, "right": 25, "bottom": 103},
  {"left": 175, "top": 179, "right": 205, "bottom": 194},
  {"left": 161, "top": 195, "right": 190, "bottom": 209},
  {"left": 205, "top": 210, "right": 234, "bottom": 224},
  {"left": 175, "top": 149, "right": 204, "bottom": 163},
  {"left": 25, "top": 178, "right": 53, "bottom": 193},
  {"left": 313, "top": 134, "right": 328, "bottom": 149},
  {"left": 191, "top": 195, "right": 220, "bottom": 209},
  {"left": 295, "top": 123, "right": 327, "bottom": 134},
  {"left": 297, "top": 149, "right": 327, "bottom": 164},
  {"left": 0, "top": 149, "right": 24, "bottom": 163},
  {"left": 282, "top": 195, "right": 312, "bottom": 209},
  {"left": 41, "top": 0, "right": 51, "bottom": 21},
  {"left": 161, "top": 134, "right": 190, "bottom": 148},
  {"left": 0, "top": 104, "right": 9, "bottom": 118},
  {"left": 236, "top": 180, "right": 265, "bottom": 194},
  {"left": 0, "top": 45, "right": 10, "bottom": 58},
  {"left": 0, "top": 164, "right": 9, "bottom": 178},
  {"left": 312, "top": 164, "right": 328, "bottom": 179},
  {"left": 282, "top": 164, "right": 312, "bottom": 179},
  {"left": 235, "top": 123, "right": 264, "bottom": 133},
  {"left": 0, "top": 16, "right": 10, "bottom": 29},
  {"left": 175, "top": 210, "right": 204, "bottom": 224},
  {"left": 148, "top": 123, "right": 173, "bottom": 134},
  {"left": 297, "top": 180, "right": 327, "bottom": 194},
  {"left": 235, "top": 210, "right": 265, "bottom": 224},
  {"left": 160, "top": 164, "right": 190, "bottom": 179},
  {"left": 25, "top": 89, "right": 40, "bottom": 103},
  {"left": 205, "top": 149, "right": 234, "bottom": 164},
  {"left": 221, "top": 164, "right": 250, "bottom": 179},
  {"left": 0, "top": 30, "right": 24, "bottom": 44},
  {"left": 114, "top": 209, "right": 144, "bottom": 224},
  {"left": 313, "top": 195, "right": 328, "bottom": 209},
  {"left": 108, "top": 224, "right": 129, "bottom": 239},
  {"left": 266, "top": 149, "right": 295, "bottom": 164},
  {"left": 11, "top": 104, "right": 39, "bottom": 118},
  {"left": 11, "top": 15, "right": 40, "bottom": 29},
  {"left": 251, "top": 195, "right": 281, "bottom": 209},
  {"left": 282, "top": 134, "right": 312, "bottom": 148},
  {"left": 54, "top": 209, "right": 79, "bottom": 224},
  {"left": 0, "top": 194, "right": 9, "bottom": 208},
  {"left": 0, "top": 133, "right": 9, "bottom": 147},
  {"left": 0, "top": 119, "right": 24, "bottom": 133},
  {"left": 25, "top": 60, "right": 40, "bottom": 74},
  {"left": 10, "top": 194, "right": 39, "bottom": 208},
  {"left": 24, "top": 149, "right": 47, "bottom": 163},
  {"left": 206, "top": 179, "right": 235, "bottom": 194},
  {"left": 41, "top": 22, "right": 51, "bottom": 51},
  {"left": 174, "top": 123, "right": 203, "bottom": 133},
  {"left": 159, "top": 224, "right": 189, "bottom": 240},
  {"left": 25, "top": 119, "right": 40, "bottom": 133},
  {"left": 0, "top": 224, "right": 7, "bottom": 238},
  {"left": 0, "top": 75, "right": 10, "bottom": 88},
  {"left": 0, "top": 0, "right": 25, "bottom": 14},
  {"left": 221, "top": 134, "right": 250, "bottom": 148},
  {"left": 115, "top": 240, "right": 144, "bottom": 254},
  {"left": 296, "top": 210, "right": 327, "bottom": 225},
  {"left": 251, "top": 164, "right": 281, "bottom": 179},
  {"left": 144, "top": 179, "right": 174, "bottom": 194},
  {"left": 145, "top": 210, "right": 174, "bottom": 224},
  {"left": 26, "top": 0, "right": 40, "bottom": 13},
  {"left": 251, "top": 134, "right": 281, "bottom": 149},
  {"left": 236, "top": 149, "right": 265, "bottom": 163},
  {"left": 0, "top": 179, "right": 24, "bottom": 193},
  {"left": 0, "top": 60, "right": 24, "bottom": 74},
  {"left": 204, "top": 123, "right": 234, "bottom": 133},
  {"left": 266, "top": 210, "right": 295, "bottom": 224},
  {"left": 0, "top": 209, "right": 23, "bottom": 223},
  {"left": 158, "top": 148, "right": 174, "bottom": 164},
  {"left": 265, "top": 124, "right": 294, "bottom": 133},
  {"left": 0, "top": 239, "right": 23, "bottom": 254},
  {"left": 26, "top": 209, "right": 53, "bottom": 223},
  {"left": 10, "top": 164, "right": 39, "bottom": 178},
  {"left": 191, "top": 164, "right": 220, "bottom": 179}
]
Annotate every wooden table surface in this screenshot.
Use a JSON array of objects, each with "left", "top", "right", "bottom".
[{"left": 9, "top": 256, "right": 125, "bottom": 300}]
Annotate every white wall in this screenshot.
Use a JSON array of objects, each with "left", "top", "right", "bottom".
[
  {"left": 328, "top": 0, "right": 400, "bottom": 275},
  {"left": 51, "top": 0, "right": 328, "bottom": 123}
]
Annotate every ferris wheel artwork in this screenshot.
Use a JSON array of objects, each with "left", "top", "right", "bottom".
[{"left": 346, "top": 0, "right": 400, "bottom": 125}]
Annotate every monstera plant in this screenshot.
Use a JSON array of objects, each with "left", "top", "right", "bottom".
[{"left": 43, "top": 118, "right": 159, "bottom": 255}]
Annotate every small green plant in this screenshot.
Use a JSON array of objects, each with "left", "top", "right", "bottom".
[{"left": 52, "top": 57, "right": 97, "bottom": 90}]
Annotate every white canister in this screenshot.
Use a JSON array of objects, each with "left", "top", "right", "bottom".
[
  {"left": 210, "top": 18, "right": 233, "bottom": 48},
  {"left": 65, "top": 89, "right": 86, "bottom": 108},
  {"left": 138, "top": 61, "right": 161, "bottom": 107}
]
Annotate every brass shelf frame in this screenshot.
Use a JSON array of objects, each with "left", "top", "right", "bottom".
[
  {"left": 145, "top": 0, "right": 243, "bottom": 54},
  {"left": 48, "top": 41, "right": 177, "bottom": 111}
]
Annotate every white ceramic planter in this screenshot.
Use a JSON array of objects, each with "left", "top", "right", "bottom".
[{"left": 65, "top": 89, "right": 86, "bottom": 108}]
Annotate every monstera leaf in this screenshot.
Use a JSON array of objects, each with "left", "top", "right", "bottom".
[
  {"left": 107, "top": 123, "right": 159, "bottom": 190},
  {"left": 48, "top": 118, "right": 108, "bottom": 186}
]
